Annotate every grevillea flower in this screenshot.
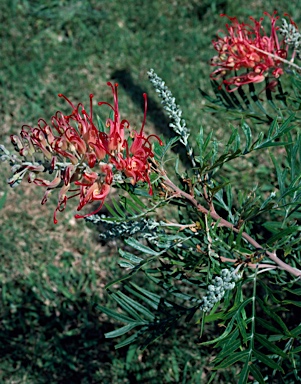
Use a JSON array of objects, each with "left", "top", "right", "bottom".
[
  {"left": 98, "top": 83, "right": 129, "bottom": 153},
  {"left": 7, "top": 83, "right": 163, "bottom": 223},
  {"left": 211, "top": 12, "right": 295, "bottom": 91},
  {"left": 110, "top": 93, "right": 162, "bottom": 194}
]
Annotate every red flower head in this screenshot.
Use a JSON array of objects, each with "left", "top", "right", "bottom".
[
  {"left": 110, "top": 92, "right": 163, "bottom": 194},
  {"left": 8, "top": 83, "right": 163, "bottom": 223},
  {"left": 210, "top": 12, "right": 294, "bottom": 91},
  {"left": 98, "top": 82, "right": 130, "bottom": 153}
]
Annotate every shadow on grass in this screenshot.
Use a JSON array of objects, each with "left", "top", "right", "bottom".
[
  {"left": 0, "top": 280, "right": 148, "bottom": 384},
  {"left": 0, "top": 277, "right": 215, "bottom": 384}
]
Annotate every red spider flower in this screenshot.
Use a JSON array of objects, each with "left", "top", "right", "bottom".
[
  {"left": 110, "top": 93, "right": 163, "bottom": 194},
  {"left": 210, "top": 12, "right": 292, "bottom": 91},
  {"left": 9, "top": 93, "right": 112, "bottom": 223},
  {"left": 8, "top": 83, "right": 163, "bottom": 223},
  {"left": 98, "top": 82, "right": 130, "bottom": 153},
  {"left": 74, "top": 163, "right": 113, "bottom": 219}
]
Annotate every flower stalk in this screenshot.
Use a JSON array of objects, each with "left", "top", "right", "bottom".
[{"left": 160, "top": 171, "right": 301, "bottom": 278}]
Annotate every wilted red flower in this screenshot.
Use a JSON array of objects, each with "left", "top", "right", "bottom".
[
  {"left": 8, "top": 83, "right": 163, "bottom": 223},
  {"left": 210, "top": 12, "right": 292, "bottom": 91}
]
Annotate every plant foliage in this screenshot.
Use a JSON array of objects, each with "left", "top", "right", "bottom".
[{"left": 86, "top": 69, "right": 301, "bottom": 382}]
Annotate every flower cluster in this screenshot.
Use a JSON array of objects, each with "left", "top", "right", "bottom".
[
  {"left": 148, "top": 69, "right": 189, "bottom": 146},
  {"left": 86, "top": 215, "right": 161, "bottom": 242},
  {"left": 211, "top": 12, "right": 295, "bottom": 91},
  {"left": 5, "top": 83, "right": 162, "bottom": 223},
  {"left": 148, "top": 68, "right": 196, "bottom": 169},
  {"left": 200, "top": 268, "right": 240, "bottom": 313}
]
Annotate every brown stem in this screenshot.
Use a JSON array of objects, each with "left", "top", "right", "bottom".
[
  {"left": 162, "top": 174, "right": 301, "bottom": 277},
  {"left": 220, "top": 256, "right": 277, "bottom": 270},
  {"left": 250, "top": 45, "right": 301, "bottom": 72}
]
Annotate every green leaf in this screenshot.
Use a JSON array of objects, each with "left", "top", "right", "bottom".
[
  {"left": 262, "top": 221, "right": 283, "bottom": 234},
  {"left": 249, "top": 363, "right": 265, "bottom": 384},
  {"left": 266, "top": 226, "right": 301, "bottom": 245},
  {"left": 110, "top": 293, "right": 144, "bottom": 321},
  {"left": 96, "top": 114, "right": 106, "bottom": 132},
  {"left": 236, "top": 312, "right": 248, "bottom": 343},
  {"left": 225, "top": 126, "right": 239, "bottom": 151},
  {"left": 253, "top": 350, "right": 284, "bottom": 372},
  {"left": 241, "top": 122, "right": 252, "bottom": 153},
  {"left": 256, "top": 140, "right": 294, "bottom": 150},
  {"left": 260, "top": 192, "right": 276, "bottom": 210},
  {"left": 255, "top": 334, "right": 287, "bottom": 358},
  {"left": 116, "top": 330, "right": 143, "bottom": 349},
  {"left": 200, "top": 316, "right": 236, "bottom": 346},
  {"left": 276, "top": 114, "right": 295, "bottom": 136},
  {"left": 225, "top": 183, "right": 233, "bottom": 213},
  {"left": 268, "top": 334, "right": 285, "bottom": 342},
  {"left": 105, "top": 202, "right": 123, "bottom": 219},
  {"left": 127, "top": 191, "right": 147, "bottom": 209},
  {"left": 207, "top": 372, "right": 217, "bottom": 384},
  {"left": 200, "top": 129, "right": 213, "bottom": 154},
  {"left": 155, "top": 136, "right": 179, "bottom": 160},
  {"left": 257, "top": 298, "right": 290, "bottom": 335},
  {"left": 126, "top": 344, "right": 137, "bottom": 370},
  {"left": 125, "top": 238, "right": 160, "bottom": 256},
  {"left": 282, "top": 299, "right": 301, "bottom": 308},
  {"left": 267, "top": 118, "right": 278, "bottom": 139},
  {"left": 119, "top": 250, "right": 143, "bottom": 264},
  {"left": 238, "top": 359, "right": 250, "bottom": 384},
  {"left": 213, "top": 351, "right": 249, "bottom": 370},
  {"left": 291, "top": 323, "right": 301, "bottom": 337},
  {"left": 256, "top": 317, "right": 282, "bottom": 334},
  {"left": 118, "top": 261, "right": 135, "bottom": 269},
  {"left": 126, "top": 283, "right": 161, "bottom": 309},
  {"left": 237, "top": 86, "right": 254, "bottom": 112},
  {"left": 97, "top": 304, "right": 135, "bottom": 323},
  {"left": 291, "top": 345, "right": 301, "bottom": 354},
  {"left": 270, "top": 150, "right": 285, "bottom": 195},
  {"left": 235, "top": 224, "right": 245, "bottom": 248},
  {"left": 105, "top": 323, "right": 143, "bottom": 338},
  {"left": 120, "top": 196, "right": 139, "bottom": 216},
  {"left": 248, "top": 82, "right": 269, "bottom": 116},
  {"left": 116, "top": 291, "right": 155, "bottom": 321},
  {"left": 132, "top": 188, "right": 153, "bottom": 198},
  {"left": 217, "top": 337, "right": 242, "bottom": 360},
  {"left": 203, "top": 311, "right": 224, "bottom": 323},
  {"left": 220, "top": 328, "right": 240, "bottom": 349}
]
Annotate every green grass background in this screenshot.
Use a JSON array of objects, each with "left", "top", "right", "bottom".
[{"left": 1, "top": 0, "right": 301, "bottom": 383}]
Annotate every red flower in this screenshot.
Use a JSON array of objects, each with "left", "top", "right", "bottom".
[
  {"left": 8, "top": 84, "right": 163, "bottom": 223},
  {"left": 74, "top": 164, "right": 112, "bottom": 220},
  {"left": 111, "top": 93, "right": 163, "bottom": 194},
  {"left": 98, "top": 82, "right": 129, "bottom": 153},
  {"left": 210, "top": 12, "right": 292, "bottom": 91}
]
